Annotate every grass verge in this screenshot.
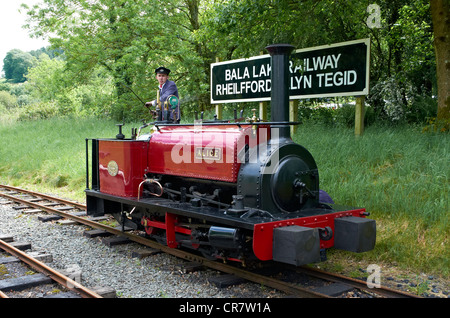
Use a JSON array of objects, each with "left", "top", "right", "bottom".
[{"left": 293, "top": 123, "right": 448, "bottom": 277}]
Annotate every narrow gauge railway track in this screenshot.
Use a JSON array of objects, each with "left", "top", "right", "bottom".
[
  {"left": 0, "top": 237, "right": 101, "bottom": 298},
  {"left": 0, "top": 184, "right": 85, "bottom": 211},
  {"left": 0, "top": 185, "right": 421, "bottom": 298}
]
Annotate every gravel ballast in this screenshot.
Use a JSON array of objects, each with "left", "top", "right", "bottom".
[
  {"left": 1, "top": 202, "right": 448, "bottom": 299},
  {"left": 0, "top": 203, "right": 283, "bottom": 298}
]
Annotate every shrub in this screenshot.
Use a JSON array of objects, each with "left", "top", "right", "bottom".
[
  {"left": 310, "top": 107, "right": 334, "bottom": 125},
  {"left": 0, "top": 91, "right": 17, "bottom": 109},
  {"left": 18, "top": 102, "right": 60, "bottom": 120},
  {"left": 333, "top": 103, "right": 377, "bottom": 128},
  {"left": 406, "top": 95, "right": 437, "bottom": 123},
  {"left": 367, "top": 76, "right": 437, "bottom": 124},
  {"left": 333, "top": 104, "right": 355, "bottom": 127}
]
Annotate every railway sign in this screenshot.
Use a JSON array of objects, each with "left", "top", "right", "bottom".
[{"left": 211, "top": 38, "right": 370, "bottom": 104}]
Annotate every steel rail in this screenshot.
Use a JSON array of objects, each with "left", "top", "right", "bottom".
[
  {"left": 0, "top": 239, "right": 102, "bottom": 298},
  {"left": 0, "top": 187, "right": 328, "bottom": 298},
  {"left": 0, "top": 184, "right": 85, "bottom": 210}
]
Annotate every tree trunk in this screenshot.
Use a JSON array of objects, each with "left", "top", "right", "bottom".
[{"left": 430, "top": 0, "right": 450, "bottom": 121}]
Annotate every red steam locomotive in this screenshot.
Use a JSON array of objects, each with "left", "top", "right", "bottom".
[{"left": 85, "top": 44, "right": 375, "bottom": 266}]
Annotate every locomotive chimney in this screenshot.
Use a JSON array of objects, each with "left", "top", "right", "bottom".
[{"left": 265, "top": 43, "right": 294, "bottom": 141}]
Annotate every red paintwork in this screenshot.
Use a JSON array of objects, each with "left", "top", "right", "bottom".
[
  {"left": 147, "top": 124, "right": 270, "bottom": 183},
  {"left": 98, "top": 124, "right": 271, "bottom": 197},
  {"left": 142, "top": 207, "right": 367, "bottom": 263},
  {"left": 98, "top": 140, "right": 148, "bottom": 197},
  {"left": 141, "top": 215, "right": 197, "bottom": 249},
  {"left": 252, "top": 209, "right": 367, "bottom": 261}
]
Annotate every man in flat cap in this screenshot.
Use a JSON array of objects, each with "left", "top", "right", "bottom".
[{"left": 146, "top": 67, "right": 179, "bottom": 121}]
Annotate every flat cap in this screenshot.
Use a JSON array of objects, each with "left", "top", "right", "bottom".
[{"left": 155, "top": 67, "right": 170, "bottom": 75}]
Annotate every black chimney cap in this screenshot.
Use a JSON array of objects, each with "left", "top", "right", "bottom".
[{"left": 265, "top": 44, "right": 295, "bottom": 55}]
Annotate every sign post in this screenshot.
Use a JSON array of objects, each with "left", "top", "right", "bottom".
[
  {"left": 355, "top": 96, "right": 365, "bottom": 136},
  {"left": 211, "top": 39, "right": 370, "bottom": 135},
  {"left": 290, "top": 100, "right": 298, "bottom": 136},
  {"left": 214, "top": 57, "right": 223, "bottom": 120}
]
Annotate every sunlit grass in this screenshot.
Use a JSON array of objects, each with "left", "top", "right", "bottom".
[
  {"left": 293, "top": 123, "right": 449, "bottom": 276},
  {"left": 0, "top": 117, "right": 120, "bottom": 201},
  {"left": 293, "top": 123, "right": 449, "bottom": 228}
]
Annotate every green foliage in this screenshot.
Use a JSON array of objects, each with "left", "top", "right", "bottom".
[
  {"left": 1, "top": 0, "right": 436, "bottom": 124},
  {"left": 25, "top": 56, "right": 66, "bottom": 102},
  {"left": 22, "top": 0, "right": 210, "bottom": 120},
  {"left": 368, "top": 76, "right": 438, "bottom": 123},
  {"left": 23, "top": 56, "right": 115, "bottom": 119},
  {"left": 200, "top": 0, "right": 436, "bottom": 124},
  {"left": 296, "top": 100, "right": 377, "bottom": 128},
  {"left": 3, "top": 49, "right": 38, "bottom": 83},
  {"left": 0, "top": 91, "right": 17, "bottom": 109},
  {"left": 406, "top": 95, "right": 438, "bottom": 124},
  {"left": 199, "top": 0, "right": 370, "bottom": 58},
  {"left": 18, "top": 101, "right": 59, "bottom": 120}
]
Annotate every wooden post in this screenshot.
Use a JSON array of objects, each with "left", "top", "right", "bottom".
[
  {"left": 355, "top": 96, "right": 365, "bottom": 136},
  {"left": 215, "top": 104, "right": 223, "bottom": 120},
  {"left": 258, "top": 51, "right": 268, "bottom": 122},
  {"left": 289, "top": 100, "right": 298, "bottom": 137},
  {"left": 259, "top": 101, "right": 268, "bottom": 121},
  {"left": 215, "top": 57, "right": 223, "bottom": 119}
]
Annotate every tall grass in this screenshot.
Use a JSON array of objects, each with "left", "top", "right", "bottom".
[
  {"left": 293, "top": 123, "right": 449, "bottom": 275},
  {"left": 0, "top": 117, "right": 121, "bottom": 201},
  {"left": 294, "top": 123, "right": 449, "bottom": 227},
  {"left": 0, "top": 117, "right": 448, "bottom": 275}
]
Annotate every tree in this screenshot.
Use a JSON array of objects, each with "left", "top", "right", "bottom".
[
  {"left": 22, "top": 0, "right": 441, "bottom": 124},
  {"left": 3, "top": 49, "right": 37, "bottom": 83},
  {"left": 25, "top": 54, "right": 115, "bottom": 117},
  {"left": 22, "top": 0, "right": 211, "bottom": 119},
  {"left": 202, "top": 0, "right": 437, "bottom": 122},
  {"left": 430, "top": 0, "right": 450, "bottom": 122}
]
